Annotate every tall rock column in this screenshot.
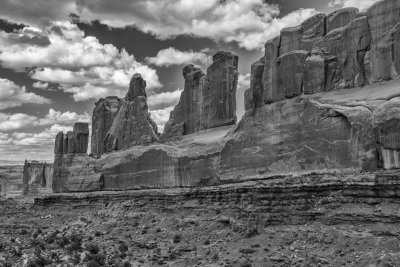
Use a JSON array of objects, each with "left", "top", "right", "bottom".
[
  {"left": 162, "top": 51, "right": 238, "bottom": 139},
  {"left": 91, "top": 96, "right": 121, "bottom": 156},
  {"left": 104, "top": 73, "right": 159, "bottom": 152},
  {"left": 199, "top": 51, "right": 238, "bottom": 130}
]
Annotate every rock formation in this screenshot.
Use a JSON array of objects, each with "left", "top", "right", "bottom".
[
  {"left": 50, "top": 0, "right": 400, "bottom": 193},
  {"left": 162, "top": 51, "right": 238, "bottom": 139},
  {"left": 91, "top": 96, "right": 121, "bottom": 156},
  {"left": 104, "top": 74, "right": 159, "bottom": 152},
  {"left": 23, "top": 160, "right": 53, "bottom": 195}
]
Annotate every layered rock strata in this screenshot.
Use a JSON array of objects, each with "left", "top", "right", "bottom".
[{"left": 162, "top": 51, "right": 238, "bottom": 139}]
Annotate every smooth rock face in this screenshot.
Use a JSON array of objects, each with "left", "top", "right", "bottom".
[
  {"left": 162, "top": 52, "right": 238, "bottom": 139},
  {"left": 104, "top": 74, "right": 159, "bottom": 152},
  {"left": 367, "top": 0, "right": 400, "bottom": 82},
  {"left": 326, "top": 7, "right": 359, "bottom": 33},
  {"left": 91, "top": 96, "right": 121, "bottom": 156},
  {"left": 280, "top": 13, "right": 326, "bottom": 55},
  {"left": 262, "top": 36, "right": 281, "bottom": 103},
  {"left": 277, "top": 50, "right": 308, "bottom": 98}
]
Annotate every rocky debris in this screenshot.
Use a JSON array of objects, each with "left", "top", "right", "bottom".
[
  {"left": 367, "top": 0, "right": 400, "bottom": 82},
  {"left": 162, "top": 51, "right": 238, "bottom": 139},
  {"left": 104, "top": 73, "right": 159, "bottom": 152},
  {"left": 91, "top": 96, "right": 121, "bottom": 157},
  {"left": 22, "top": 160, "right": 53, "bottom": 195},
  {"left": 326, "top": 7, "right": 359, "bottom": 33}
]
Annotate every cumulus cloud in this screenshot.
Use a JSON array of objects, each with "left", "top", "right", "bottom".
[
  {"left": 32, "top": 81, "right": 49, "bottom": 89},
  {"left": 149, "top": 107, "right": 174, "bottom": 133},
  {"left": 0, "top": 109, "right": 90, "bottom": 131},
  {"left": 0, "top": 124, "right": 73, "bottom": 162},
  {"left": 146, "top": 48, "right": 212, "bottom": 67},
  {"left": 0, "top": 0, "right": 317, "bottom": 50},
  {"left": 147, "top": 89, "right": 182, "bottom": 110},
  {"left": 0, "top": 21, "right": 162, "bottom": 101},
  {"left": 0, "top": 78, "right": 50, "bottom": 110},
  {"left": 236, "top": 73, "right": 250, "bottom": 121},
  {"left": 328, "top": 0, "right": 379, "bottom": 10}
]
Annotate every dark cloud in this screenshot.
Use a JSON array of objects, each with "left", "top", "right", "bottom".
[{"left": 0, "top": 19, "right": 25, "bottom": 33}]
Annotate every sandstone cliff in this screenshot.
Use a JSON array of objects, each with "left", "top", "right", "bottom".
[
  {"left": 162, "top": 51, "right": 238, "bottom": 139},
  {"left": 23, "top": 160, "right": 53, "bottom": 195},
  {"left": 50, "top": 0, "right": 400, "bottom": 193}
]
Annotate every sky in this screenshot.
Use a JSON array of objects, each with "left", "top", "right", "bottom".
[{"left": 0, "top": 0, "right": 380, "bottom": 163}]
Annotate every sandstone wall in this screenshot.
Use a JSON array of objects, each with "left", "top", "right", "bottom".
[
  {"left": 162, "top": 51, "right": 238, "bottom": 139},
  {"left": 23, "top": 160, "right": 53, "bottom": 195}
]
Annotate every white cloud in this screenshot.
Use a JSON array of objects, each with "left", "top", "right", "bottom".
[
  {"left": 0, "top": 21, "right": 162, "bottom": 101},
  {"left": 32, "top": 81, "right": 49, "bottom": 89},
  {"left": 0, "top": 109, "right": 90, "bottom": 131},
  {"left": 0, "top": 78, "right": 50, "bottom": 110},
  {"left": 147, "top": 89, "right": 183, "bottom": 110},
  {"left": 146, "top": 48, "right": 212, "bottom": 67},
  {"left": 0, "top": 124, "right": 74, "bottom": 162},
  {"left": 0, "top": 0, "right": 317, "bottom": 50},
  {"left": 236, "top": 73, "right": 250, "bottom": 121},
  {"left": 149, "top": 107, "right": 174, "bottom": 133},
  {"left": 328, "top": 0, "right": 379, "bottom": 10}
]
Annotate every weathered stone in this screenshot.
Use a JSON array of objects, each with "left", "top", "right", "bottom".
[
  {"left": 66, "top": 131, "right": 75, "bottom": 154},
  {"left": 280, "top": 13, "right": 326, "bottom": 55},
  {"left": 91, "top": 96, "right": 121, "bottom": 156},
  {"left": 277, "top": 50, "right": 308, "bottom": 98},
  {"left": 367, "top": 0, "right": 400, "bottom": 82},
  {"left": 373, "top": 98, "right": 400, "bottom": 169},
  {"left": 262, "top": 36, "right": 281, "bottom": 103},
  {"left": 162, "top": 52, "right": 238, "bottom": 139},
  {"left": 54, "top": 132, "right": 64, "bottom": 155},
  {"left": 303, "top": 55, "right": 325, "bottom": 94},
  {"left": 244, "top": 88, "right": 254, "bottom": 110},
  {"left": 341, "top": 16, "right": 371, "bottom": 88},
  {"left": 250, "top": 59, "right": 265, "bottom": 107},
  {"left": 62, "top": 134, "right": 68, "bottom": 155},
  {"left": 23, "top": 160, "right": 53, "bottom": 195},
  {"left": 73, "top": 122, "right": 89, "bottom": 154},
  {"left": 326, "top": 7, "right": 359, "bottom": 33},
  {"left": 126, "top": 73, "right": 146, "bottom": 101},
  {"left": 199, "top": 51, "right": 238, "bottom": 130},
  {"left": 104, "top": 74, "right": 159, "bottom": 152}
]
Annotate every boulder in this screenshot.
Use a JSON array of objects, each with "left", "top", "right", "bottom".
[
  {"left": 279, "top": 13, "right": 326, "bottom": 55},
  {"left": 326, "top": 7, "right": 359, "bottom": 33},
  {"left": 91, "top": 96, "right": 121, "bottom": 156},
  {"left": 104, "top": 74, "right": 159, "bottom": 152},
  {"left": 367, "top": 0, "right": 400, "bottom": 82},
  {"left": 277, "top": 50, "right": 308, "bottom": 98},
  {"left": 262, "top": 36, "right": 281, "bottom": 103}
]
